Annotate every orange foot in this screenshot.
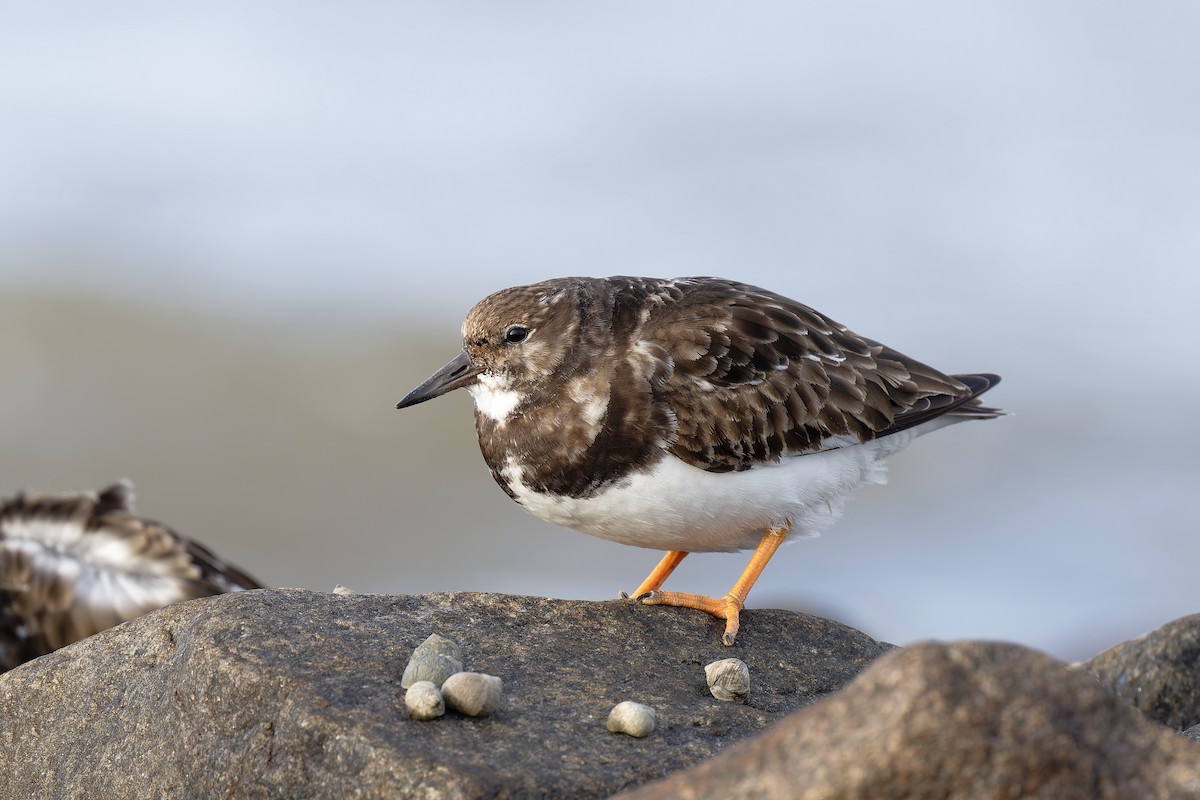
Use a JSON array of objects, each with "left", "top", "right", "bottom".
[
  {"left": 637, "top": 589, "right": 745, "bottom": 646},
  {"left": 623, "top": 523, "right": 791, "bottom": 646}
]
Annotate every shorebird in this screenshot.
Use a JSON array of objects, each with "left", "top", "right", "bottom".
[
  {"left": 0, "top": 480, "right": 261, "bottom": 670},
  {"left": 398, "top": 277, "right": 1001, "bottom": 645}
]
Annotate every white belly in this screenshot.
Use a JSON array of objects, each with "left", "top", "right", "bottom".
[{"left": 501, "top": 425, "right": 932, "bottom": 552}]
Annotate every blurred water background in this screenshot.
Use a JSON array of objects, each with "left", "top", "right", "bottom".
[{"left": 2, "top": 4, "right": 1198, "bottom": 661}]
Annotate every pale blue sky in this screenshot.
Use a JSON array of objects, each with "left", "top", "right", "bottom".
[{"left": 3, "top": 3, "right": 1197, "bottom": 325}]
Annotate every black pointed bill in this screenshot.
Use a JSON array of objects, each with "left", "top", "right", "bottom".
[{"left": 397, "top": 351, "right": 483, "bottom": 409}]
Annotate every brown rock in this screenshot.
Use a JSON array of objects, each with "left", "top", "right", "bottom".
[
  {"left": 1085, "top": 614, "right": 1200, "bottom": 731},
  {"left": 0, "top": 589, "right": 890, "bottom": 799},
  {"left": 614, "top": 641, "right": 1200, "bottom": 800}
]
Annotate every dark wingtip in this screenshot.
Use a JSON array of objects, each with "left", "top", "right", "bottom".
[
  {"left": 949, "top": 373, "right": 1004, "bottom": 418},
  {"left": 953, "top": 373, "right": 1001, "bottom": 396},
  {"left": 96, "top": 479, "right": 136, "bottom": 516}
]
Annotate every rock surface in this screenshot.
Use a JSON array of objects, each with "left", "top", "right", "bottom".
[
  {"left": 6, "top": 589, "right": 1199, "bottom": 799},
  {"left": 0, "top": 589, "right": 890, "bottom": 799},
  {"left": 1084, "top": 614, "right": 1200, "bottom": 731},
  {"left": 615, "top": 640, "right": 1200, "bottom": 800}
]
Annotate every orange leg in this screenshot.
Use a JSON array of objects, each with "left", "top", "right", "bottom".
[
  {"left": 620, "top": 550, "right": 689, "bottom": 598},
  {"left": 639, "top": 523, "right": 790, "bottom": 646}
]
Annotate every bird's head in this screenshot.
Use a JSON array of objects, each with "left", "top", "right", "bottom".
[{"left": 396, "top": 280, "right": 586, "bottom": 415}]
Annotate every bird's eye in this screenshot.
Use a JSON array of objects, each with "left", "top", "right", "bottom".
[{"left": 503, "top": 325, "right": 529, "bottom": 344}]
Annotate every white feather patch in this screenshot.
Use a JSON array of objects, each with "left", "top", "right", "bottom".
[
  {"left": 568, "top": 378, "right": 609, "bottom": 427},
  {"left": 468, "top": 373, "right": 522, "bottom": 424},
  {"left": 499, "top": 419, "right": 953, "bottom": 553}
]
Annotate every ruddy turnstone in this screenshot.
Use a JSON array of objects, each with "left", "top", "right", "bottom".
[
  {"left": 398, "top": 277, "right": 1001, "bottom": 645},
  {"left": 0, "top": 480, "right": 261, "bottom": 671}
]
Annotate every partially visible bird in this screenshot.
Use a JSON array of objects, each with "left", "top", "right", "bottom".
[
  {"left": 398, "top": 276, "right": 1002, "bottom": 646},
  {"left": 0, "top": 480, "right": 262, "bottom": 671}
]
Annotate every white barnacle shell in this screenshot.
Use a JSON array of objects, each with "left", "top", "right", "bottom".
[
  {"left": 331, "top": 584, "right": 355, "bottom": 595},
  {"left": 606, "top": 701, "right": 657, "bottom": 738},
  {"left": 404, "top": 680, "right": 445, "bottom": 721},
  {"left": 412, "top": 633, "right": 464, "bottom": 664},
  {"left": 401, "top": 652, "right": 463, "bottom": 689},
  {"left": 705, "top": 657, "right": 750, "bottom": 702},
  {"left": 441, "top": 671, "right": 503, "bottom": 717}
]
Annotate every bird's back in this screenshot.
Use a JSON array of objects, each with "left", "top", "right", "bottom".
[
  {"left": 621, "top": 277, "right": 1001, "bottom": 472},
  {"left": 0, "top": 480, "right": 261, "bottom": 669}
]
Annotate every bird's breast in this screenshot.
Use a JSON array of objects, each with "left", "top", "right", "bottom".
[
  {"left": 494, "top": 441, "right": 898, "bottom": 552},
  {"left": 474, "top": 378, "right": 671, "bottom": 503}
]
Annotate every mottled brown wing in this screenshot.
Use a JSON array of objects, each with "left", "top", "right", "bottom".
[
  {"left": 182, "top": 538, "right": 264, "bottom": 594},
  {"left": 90, "top": 482, "right": 264, "bottom": 594},
  {"left": 0, "top": 601, "right": 33, "bottom": 672},
  {"left": 0, "top": 481, "right": 263, "bottom": 668},
  {"left": 635, "top": 278, "right": 998, "bottom": 472}
]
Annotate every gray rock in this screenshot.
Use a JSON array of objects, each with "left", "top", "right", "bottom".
[
  {"left": 441, "top": 671, "right": 502, "bottom": 717},
  {"left": 400, "top": 651, "right": 461, "bottom": 689},
  {"left": 412, "top": 632, "right": 464, "bottom": 664},
  {"left": 404, "top": 680, "right": 445, "bottom": 721},
  {"left": 1084, "top": 614, "right": 1200, "bottom": 731},
  {"left": 704, "top": 657, "right": 750, "bottom": 702},
  {"left": 614, "top": 641, "right": 1200, "bottom": 800},
  {"left": 0, "top": 589, "right": 891, "bottom": 799},
  {"left": 607, "top": 700, "right": 657, "bottom": 738}
]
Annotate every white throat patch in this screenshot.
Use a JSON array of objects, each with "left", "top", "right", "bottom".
[{"left": 468, "top": 372, "right": 522, "bottom": 423}]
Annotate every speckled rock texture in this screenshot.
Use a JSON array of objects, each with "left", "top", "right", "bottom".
[
  {"left": 6, "top": 590, "right": 1198, "bottom": 799},
  {"left": 0, "top": 589, "right": 890, "bottom": 799},
  {"left": 615, "top": 639, "right": 1200, "bottom": 800},
  {"left": 1084, "top": 614, "right": 1200, "bottom": 731}
]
